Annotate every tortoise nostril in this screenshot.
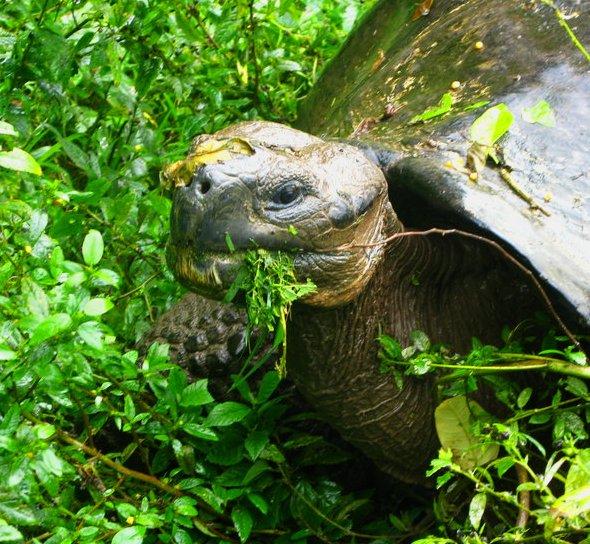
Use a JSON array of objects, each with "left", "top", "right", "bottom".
[{"left": 200, "top": 180, "right": 211, "bottom": 194}]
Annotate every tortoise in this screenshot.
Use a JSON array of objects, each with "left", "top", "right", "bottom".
[{"left": 142, "top": 0, "right": 590, "bottom": 484}]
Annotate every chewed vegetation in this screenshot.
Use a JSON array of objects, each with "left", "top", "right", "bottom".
[{"left": 1, "top": 0, "right": 589, "bottom": 543}]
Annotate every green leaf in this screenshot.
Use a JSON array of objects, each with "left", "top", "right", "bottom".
[
  {"left": 204, "top": 402, "right": 251, "bottom": 427},
  {"left": 522, "top": 99, "right": 556, "bottom": 127},
  {"left": 83, "top": 297, "right": 114, "bottom": 316},
  {"left": 0, "top": 526, "right": 24, "bottom": 542},
  {"left": 0, "top": 121, "right": 18, "bottom": 136},
  {"left": 182, "top": 424, "right": 218, "bottom": 441},
  {"left": 28, "top": 313, "right": 72, "bottom": 345},
  {"left": 111, "top": 527, "right": 145, "bottom": 544},
  {"left": 77, "top": 321, "right": 104, "bottom": 349},
  {"left": 0, "top": 346, "right": 16, "bottom": 361},
  {"left": 173, "top": 497, "right": 198, "bottom": 516},
  {"left": 409, "top": 93, "right": 453, "bottom": 123},
  {"left": 256, "top": 371, "right": 280, "bottom": 404},
  {"left": 470, "top": 103, "right": 514, "bottom": 147},
  {"left": 180, "top": 380, "right": 214, "bottom": 407},
  {"left": 245, "top": 430, "right": 269, "bottom": 461},
  {"left": 0, "top": 148, "right": 42, "bottom": 175},
  {"left": 82, "top": 229, "right": 104, "bottom": 266},
  {"left": 517, "top": 387, "right": 532, "bottom": 409},
  {"left": 231, "top": 506, "right": 253, "bottom": 543},
  {"left": 124, "top": 394, "right": 136, "bottom": 421},
  {"left": 564, "top": 376, "right": 588, "bottom": 397},
  {"left": 469, "top": 492, "right": 486, "bottom": 529},
  {"left": 434, "top": 396, "right": 499, "bottom": 469},
  {"left": 247, "top": 493, "right": 269, "bottom": 514}
]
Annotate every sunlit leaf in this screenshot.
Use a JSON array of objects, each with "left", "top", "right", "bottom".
[
  {"left": 83, "top": 297, "right": 114, "bottom": 316},
  {"left": 82, "top": 229, "right": 104, "bottom": 266},
  {"left": 0, "top": 148, "right": 42, "bottom": 175},
  {"left": 469, "top": 103, "right": 514, "bottom": 147},
  {"left": 469, "top": 493, "right": 487, "bottom": 529},
  {"left": 409, "top": 93, "right": 453, "bottom": 123},
  {"left": 522, "top": 99, "right": 556, "bottom": 127},
  {"left": 28, "top": 313, "right": 72, "bottom": 345},
  {"left": 111, "top": 526, "right": 145, "bottom": 544}
]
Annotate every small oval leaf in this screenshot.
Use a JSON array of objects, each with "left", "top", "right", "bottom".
[{"left": 82, "top": 229, "right": 104, "bottom": 266}]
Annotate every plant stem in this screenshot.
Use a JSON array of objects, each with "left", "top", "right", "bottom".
[{"left": 540, "top": 0, "right": 590, "bottom": 62}]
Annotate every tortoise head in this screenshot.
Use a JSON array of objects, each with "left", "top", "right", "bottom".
[{"left": 164, "top": 121, "right": 398, "bottom": 307}]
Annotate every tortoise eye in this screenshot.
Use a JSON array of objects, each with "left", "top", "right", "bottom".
[{"left": 272, "top": 184, "right": 301, "bottom": 206}]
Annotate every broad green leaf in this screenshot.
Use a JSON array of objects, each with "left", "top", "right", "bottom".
[
  {"left": 77, "top": 321, "right": 104, "bottom": 349},
  {"left": 0, "top": 121, "right": 18, "bottom": 136},
  {"left": 0, "top": 346, "right": 16, "bottom": 361},
  {"left": 470, "top": 103, "right": 514, "bottom": 147},
  {"left": 82, "top": 229, "right": 104, "bottom": 266},
  {"left": 180, "top": 380, "right": 214, "bottom": 407},
  {"left": 517, "top": 387, "right": 533, "bottom": 409},
  {"left": 173, "top": 497, "right": 198, "bottom": 516},
  {"left": 0, "top": 526, "right": 24, "bottom": 542},
  {"left": 469, "top": 493, "right": 487, "bottom": 529},
  {"left": 40, "top": 447, "right": 66, "bottom": 476},
  {"left": 29, "top": 313, "right": 72, "bottom": 345},
  {"left": 0, "top": 147, "right": 42, "bottom": 175},
  {"left": 409, "top": 93, "right": 453, "bottom": 123},
  {"left": 247, "top": 493, "right": 269, "bottom": 514},
  {"left": 231, "top": 506, "right": 253, "bottom": 543},
  {"left": 256, "top": 371, "right": 281, "bottom": 404},
  {"left": 204, "top": 402, "right": 251, "bottom": 427},
  {"left": 434, "top": 395, "right": 499, "bottom": 469},
  {"left": 245, "top": 430, "right": 269, "bottom": 461},
  {"left": 182, "top": 423, "right": 218, "bottom": 441},
  {"left": 522, "top": 99, "right": 556, "bottom": 127},
  {"left": 553, "top": 487, "right": 590, "bottom": 518},
  {"left": 83, "top": 297, "right": 114, "bottom": 316},
  {"left": 35, "top": 423, "right": 56, "bottom": 439},
  {"left": 112, "top": 526, "right": 145, "bottom": 544}
]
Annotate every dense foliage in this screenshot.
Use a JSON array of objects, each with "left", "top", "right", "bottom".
[{"left": 1, "top": 0, "right": 589, "bottom": 543}]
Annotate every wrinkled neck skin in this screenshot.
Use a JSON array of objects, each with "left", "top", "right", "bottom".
[{"left": 287, "top": 231, "right": 536, "bottom": 484}]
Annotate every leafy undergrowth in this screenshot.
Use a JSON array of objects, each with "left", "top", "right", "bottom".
[{"left": 1, "top": 0, "right": 590, "bottom": 543}]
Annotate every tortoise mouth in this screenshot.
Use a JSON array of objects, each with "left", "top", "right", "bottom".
[{"left": 167, "top": 246, "right": 245, "bottom": 300}]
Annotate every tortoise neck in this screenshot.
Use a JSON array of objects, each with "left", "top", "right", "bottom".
[{"left": 287, "top": 230, "right": 538, "bottom": 483}]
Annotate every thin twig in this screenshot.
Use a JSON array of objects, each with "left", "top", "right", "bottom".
[
  {"left": 540, "top": 0, "right": 590, "bottom": 62},
  {"left": 500, "top": 168, "right": 550, "bottom": 216},
  {"left": 342, "top": 228, "right": 585, "bottom": 355},
  {"left": 22, "top": 412, "right": 238, "bottom": 542}
]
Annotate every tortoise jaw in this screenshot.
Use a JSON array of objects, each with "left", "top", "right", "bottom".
[{"left": 167, "top": 245, "right": 244, "bottom": 300}]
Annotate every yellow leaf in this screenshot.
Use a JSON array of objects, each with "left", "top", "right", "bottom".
[
  {"left": 435, "top": 396, "right": 499, "bottom": 470},
  {"left": 161, "top": 137, "right": 254, "bottom": 189}
]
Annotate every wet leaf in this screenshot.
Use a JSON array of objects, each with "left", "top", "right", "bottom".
[
  {"left": 522, "top": 99, "right": 556, "bottom": 127},
  {"left": 29, "top": 313, "right": 72, "bottom": 345},
  {"left": 232, "top": 506, "right": 253, "bottom": 542},
  {"left": 470, "top": 103, "right": 514, "bottom": 147},
  {"left": 409, "top": 93, "right": 453, "bottom": 123}
]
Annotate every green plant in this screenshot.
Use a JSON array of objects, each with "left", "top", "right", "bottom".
[{"left": 379, "top": 330, "right": 590, "bottom": 542}]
